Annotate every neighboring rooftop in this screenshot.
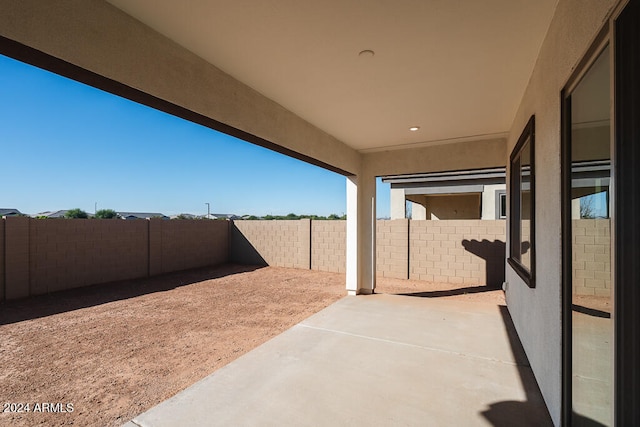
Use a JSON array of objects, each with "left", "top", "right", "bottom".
[
  {"left": 117, "top": 212, "right": 169, "bottom": 220},
  {"left": 0, "top": 208, "right": 24, "bottom": 217}
]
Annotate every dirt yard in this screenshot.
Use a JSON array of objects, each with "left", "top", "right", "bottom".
[{"left": 0, "top": 264, "right": 504, "bottom": 427}]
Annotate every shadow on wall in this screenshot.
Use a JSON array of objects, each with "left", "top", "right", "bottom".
[
  {"left": 0, "top": 264, "right": 263, "bottom": 326},
  {"left": 479, "top": 306, "right": 554, "bottom": 426},
  {"left": 462, "top": 239, "right": 506, "bottom": 288},
  {"left": 228, "top": 224, "right": 268, "bottom": 266}
]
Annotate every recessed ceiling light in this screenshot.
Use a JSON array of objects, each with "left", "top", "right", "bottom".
[
  {"left": 358, "top": 49, "right": 375, "bottom": 57},
  {"left": 409, "top": 126, "right": 420, "bottom": 132}
]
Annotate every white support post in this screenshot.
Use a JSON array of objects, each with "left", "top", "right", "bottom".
[
  {"left": 390, "top": 187, "right": 406, "bottom": 219},
  {"left": 346, "top": 175, "right": 376, "bottom": 295},
  {"left": 411, "top": 201, "right": 427, "bottom": 220}
]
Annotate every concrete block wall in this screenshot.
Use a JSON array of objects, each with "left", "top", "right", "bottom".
[
  {"left": 29, "top": 219, "right": 148, "bottom": 295},
  {"left": 376, "top": 219, "right": 409, "bottom": 279},
  {"left": 230, "top": 219, "right": 505, "bottom": 287},
  {"left": 158, "top": 219, "right": 229, "bottom": 273},
  {"left": 0, "top": 218, "right": 5, "bottom": 300},
  {"left": 1, "top": 217, "right": 230, "bottom": 301},
  {"left": 231, "top": 220, "right": 311, "bottom": 269},
  {"left": 572, "top": 219, "right": 611, "bottom": 297},
  {"left": 311, "top": 220, "right": 346, "bottom": 273},
  {"left": 409, "top": 220, "right": 506, "bottom": 286},
  {"left": 5, "top": 217, "right": 30, "bottom": 300}
]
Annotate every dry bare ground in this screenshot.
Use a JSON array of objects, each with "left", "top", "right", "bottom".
[{"left": 0, "top": 264, "right": 504, "bottom": 426}]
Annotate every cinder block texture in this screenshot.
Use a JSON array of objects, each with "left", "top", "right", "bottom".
[
  {"left": 408, "top": 220, "right": 506, "bottom": 286},
  {"left": 572, "top": 219, "right": 611, "bottom": 296},
  {"left": 1, "top": 218, "right": 230, "bottom": 301},
  {"left": 159, "top": 220, "right": 229, "bottom": 273},
  {"left": 5, "top": 216, "right": 30, "bottom": 299},
  {"left": 376, "top": 219, "right": 409, "bottom": 279},
  {"left": 231, "top": 220, "right": 311, "bottom": 269},
  {"left": 28, "top": 219, "right": 148, "bottom": 294},
  {"left": 311, "top": 220, "right": 346, "bottom": 273},
  {"left": 0, "top": 218, "right": 5, "bottom": 300}
]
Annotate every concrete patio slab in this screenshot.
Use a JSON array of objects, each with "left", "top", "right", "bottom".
[{"left": 125, "top": 294, "right": 551, "bottom": 426}]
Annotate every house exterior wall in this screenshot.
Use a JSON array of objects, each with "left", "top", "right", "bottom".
[
  {"left": 481, "top": 184, "right": 506, "bottom": 219},
  {"left": 504, "top": 0, "right": 618, "bottom": 423},
  {"left": 425, "top": 194, "right": 481, "bottom": 220},
  {"left": 0, "top": 218, "right": 229, "bottom": 300},
  {"left": 392, "top": 183, "right": 506, "bottom": 220}
]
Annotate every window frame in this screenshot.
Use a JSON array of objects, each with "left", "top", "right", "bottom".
[
  {"left": 495, "top": 190, "right": 507, "bottom": 219},
  {"left": 508, "top": 115, "right": 536, "bottom": 288}
]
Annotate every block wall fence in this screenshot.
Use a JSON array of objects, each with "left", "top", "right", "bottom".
[
  {"left": 231, "top": 219, "right": 506, "bottom": 286},
  {"left": 572, "top": 219, "right": 611, "bottom": 297},
  {"left": 1, "top": 217, "right": 507, "bottom": 301},
  {"left": 0, "top": 216, "right": 229, "bottom": 301}
]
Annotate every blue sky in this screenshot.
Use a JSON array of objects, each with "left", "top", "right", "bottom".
[{"left": 0, "top": 54, "right": 390, "bottom": 218}]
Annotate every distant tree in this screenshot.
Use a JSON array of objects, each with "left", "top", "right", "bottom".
[
  {"left": 285, "top": 213, "right": 298, "bottom": 219},
  {"left": 64, "top": 208, "right": 89, "bottom": 219},
  {"left": 95, "top": 209, "right": 118, "bottom": 219},
  {"left": 246, "top": 215, "right": 260, "bottom": 220},
  {"left": 174, "top": 214, "right": 191, "bottom": 220},
  {"left": 328, "top": 214, "right": 340, "bottom": 220},
  {"left": 580, "top": 196, "right": 595, "bottom": 219}
]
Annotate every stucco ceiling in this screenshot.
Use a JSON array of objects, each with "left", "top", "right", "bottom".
[{"left": 106, "top": 0, "right": 558, "bottom": 152}]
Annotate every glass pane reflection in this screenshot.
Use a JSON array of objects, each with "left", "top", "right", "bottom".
[{"left": 570, "top": 46, "right": 612, "bottom": 426}]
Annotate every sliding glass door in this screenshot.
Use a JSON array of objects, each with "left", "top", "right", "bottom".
[{"left": 563, "top": 42, "right": 613, "bottom": 426}]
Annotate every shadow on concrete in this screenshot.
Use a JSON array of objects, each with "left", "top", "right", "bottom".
[
  {"left": 0, "top": 263, "right": 264, "bottom": 326},
  {"left": 229, "top": 225, "right": 268, "bottom": 266},
  {"left": 398, "top": 285, "right": 500, "bottom": 298},
  {"left": 461, "top": 239, "right": 506, "bottom": 287},
  {"left": 572, "top": 304, "right": 611, "bottom": 319},
  {"left": 479, "top": 306, "right": 554, "bottom": 426},
  {"left": 570, "top": 412, "right": 607, "bottom": 426}
]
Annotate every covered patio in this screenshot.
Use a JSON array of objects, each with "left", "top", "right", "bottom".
[{"left": 125, "top": 292, "right": 550, "bottom": 426}]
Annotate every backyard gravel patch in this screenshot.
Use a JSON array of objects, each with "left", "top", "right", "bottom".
[{"left": 0, "top": 264, "right": 504, "bottom": 426}]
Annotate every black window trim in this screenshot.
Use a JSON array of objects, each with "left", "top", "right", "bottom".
[
  {"left": 508, "top": 115, "right": 535, "bottom": 288},
  {"left": 495, "top": 190, "right": 507, "bottom": 219}
]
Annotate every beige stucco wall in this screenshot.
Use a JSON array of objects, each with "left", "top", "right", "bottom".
[
  {"left": 424, "top": 194, "right": 481, "bottom": 220},
  {"left": 0, "top": 0, "right": 361, "bottom": 177},
  {"left": 482, "top": 184, "right": 507, "bottom": 219},
  {"left": 364, "top": 137, "right": 506, "bottom": 178},
  {"left": 504, "top": 0, "right": 619, "bottom": 423}
]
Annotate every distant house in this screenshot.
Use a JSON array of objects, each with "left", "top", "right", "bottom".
[
  {"left": 381, "top": 167, "right": 506, "bottom": 220},
  {"left": 35, "top": 210, "right": 69, "bottom": 219},
  {"left": 0, "top": 208, "right": 24, "bottom": 217},
  {"left": 169, "top": 213, "right": 208, "bottom": 220},
  {"left": 211, "top": 213, "right": 240, "bottom": 220},
  {"left": 117, "top": 212, "right": 169, "bottom": 220}
]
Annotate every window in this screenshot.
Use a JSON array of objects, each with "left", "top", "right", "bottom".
[
  {"left": 508, "top": 115, "right": 535, "bottom": 287},
  {"left": 495, "top": 190, "right": 507, "bottom": 219}
]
